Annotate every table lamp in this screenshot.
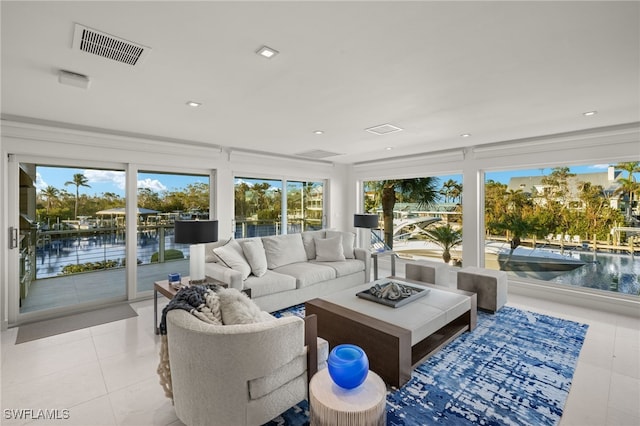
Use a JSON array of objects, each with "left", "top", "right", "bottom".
[
  {"left": 354, "top": 214, "right": 378, "bottom": 249},
  {"left": 353, "top": 214, "right": 379, "bottom": 229},
  {"left": 174, "top": 220, "right": 218, "bottom": 284}
]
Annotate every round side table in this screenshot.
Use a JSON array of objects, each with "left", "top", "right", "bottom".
[{"left": 309, "top": 368, "right": 387, "bottom": 426}]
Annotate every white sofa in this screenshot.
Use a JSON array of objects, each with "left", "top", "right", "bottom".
[{"left": 204, "top": 230, "right": 371, "bottom": 312}]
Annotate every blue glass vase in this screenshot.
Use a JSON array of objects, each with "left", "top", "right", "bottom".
[{"left": 327, "top": 344, "right": 369, "bottom": 389}]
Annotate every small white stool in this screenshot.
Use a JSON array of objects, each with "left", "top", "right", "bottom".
[{"left": 309, "top": 369, "right": 387, "bottom": 426}]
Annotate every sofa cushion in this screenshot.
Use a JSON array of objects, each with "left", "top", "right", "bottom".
[
  {"left": 326, "top": 230, "right": 356, "bottom": 259},
  {"left": 217, "top": 287, "right": 265, "bottom": 325},
  {"left": 214, "top": 239, "right": 252, "bottom": 280},
  {"left": 241, "top": 239, "right": 268, "bottom": 277},
  {"left": 310, "top": 259, "right": 365, "bottom": 277},
  {"left": 301, "top": 230, "right": 326, "bottom": 260},
  {"left": 262, "top": 234, "right": 307, "bottom": 269},
  {"left": 273, "top": 262, "right": 336, "bottom": 289},
  {"left": 314, "top": 236, "right": 346, "bottom": 262},
  {"left": 204, "top": 237, "right": 231, "bottom": 263},
  {"left": 243, "top": 270, "right": 297, "bottom": 298}
]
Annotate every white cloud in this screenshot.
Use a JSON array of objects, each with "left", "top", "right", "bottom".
[
  {"left": 84, "top": 170, "right": 126, "bottom": 189},
  {"left": 137, "top": 178, "right": 167, "bottom": 192},
  {"left": 590, "top": 164, "right": 611, "bottom": 170},
  {"left": 35, "top": 172, "right": 48, "bottom": 192}
]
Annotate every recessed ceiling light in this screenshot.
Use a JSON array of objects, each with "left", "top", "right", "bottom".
[
  {"left": 186, "top": 101, "right": 201, "bottom": 107},
  {"left": 385, "top": 147, "right": 393, "bottom": 151},
  {"left": 461, "top": 133, "right": 471, "bottom": 138},
  {"left": 583, "top": 110, "right": 597, "bottom": 116},
  {"left": 256, "top": 45, "right": 279, "bottom": 59},
  {"left": 313, "top": 130, "right": 324, "bottom": 135}
]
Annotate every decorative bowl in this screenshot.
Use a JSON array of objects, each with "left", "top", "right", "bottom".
[{"left": 327, "top": 344, "right": 369, "bottom": 389}]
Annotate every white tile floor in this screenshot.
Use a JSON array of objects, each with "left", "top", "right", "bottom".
[{"left": 1, "top": 282, "right": 639, "bottom": 425}]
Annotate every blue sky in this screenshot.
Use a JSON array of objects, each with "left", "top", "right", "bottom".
[
  {"left": 35, "top": 167, "right": 208, "bottom": 197},
  {"left": 35, "top": 163, "right": 635, "bottom": 197},
  {"left": 486, "top": 164, "right": 614, "bottom": 184}
]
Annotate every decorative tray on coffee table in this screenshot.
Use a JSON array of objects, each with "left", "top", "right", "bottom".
[{"left": 356, "top": 279, "right": 430, "bottom": 308}]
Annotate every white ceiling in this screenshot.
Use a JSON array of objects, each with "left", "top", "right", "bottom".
[{"left": 2, "top": 1, "right": 639, "bottom": 164}]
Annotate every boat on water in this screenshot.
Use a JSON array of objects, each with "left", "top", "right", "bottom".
[
  {"left": 484, "top": 241, "right": 587, "bottom": 274},
  {"left": 392, "top": 237, "right": 588, "bottom": 280}
]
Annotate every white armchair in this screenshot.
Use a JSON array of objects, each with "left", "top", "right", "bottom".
[{"left": 166, "top": 310, "right": 327, "bottom": 426}]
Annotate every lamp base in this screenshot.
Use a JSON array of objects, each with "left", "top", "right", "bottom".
[{"left": 189, "top": 244, "right": 206, "bottom": 283}]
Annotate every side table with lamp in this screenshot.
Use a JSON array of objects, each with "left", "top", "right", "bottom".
[{"left": 153, "top": 219, "right": 219, "bottom": 334}]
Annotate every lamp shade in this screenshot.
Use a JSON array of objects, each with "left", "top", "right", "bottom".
[
  {"left": 353, "top": 214, "right": 379, "bottom": 229},
  {"left": 174, "top": 220, "right": 218, "bottom": 244}
]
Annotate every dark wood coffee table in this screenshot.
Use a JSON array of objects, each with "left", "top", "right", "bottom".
[{"left": 305, "top": 277, "right": 476, "bottom": 388}]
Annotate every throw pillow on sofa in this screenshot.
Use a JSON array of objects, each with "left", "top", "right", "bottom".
[
  {"left": 217, "top": 287, "right": 265, "bottom": 325},
  {"left": 262, "top": 233, "right": 307, "bottom": 269},
  {"left": 242, "top": 239, "right": 268, "bottom": 277},
  {"left": 204, "top": 237, "right": 231, "bottom": 263},
  {"left": 301, "top": 230, "right": 326, "bottom": 260},
  {"left": 326, "top": 230, "right": 356, "bottom": 259},
  {"left": 314, "top": 236, "right": 346, "bottom": 262},
  {"left": 213, "top": 239, "right": 252, "bottom": 280}
]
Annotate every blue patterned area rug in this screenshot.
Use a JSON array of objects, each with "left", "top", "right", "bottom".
[{"left": 267, "top": 305, "right": 588, "bottom": 426}]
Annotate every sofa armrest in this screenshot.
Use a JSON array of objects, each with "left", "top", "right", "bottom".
[
  {"left": 354, "top": 247, "right": 371, "bottom": 282},
  {"left": 204, "top": 262, "right": 244, "bottom": 290}
]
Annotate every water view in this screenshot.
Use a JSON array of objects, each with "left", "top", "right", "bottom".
[{"left": 34, "top": 229, "right": 187, "bottom": 278}]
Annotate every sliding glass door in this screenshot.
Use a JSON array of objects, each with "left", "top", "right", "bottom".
[
  {"left": 135, "top": 171, "right": 211, "bottom": 292},
  {"left": 16, "top": 162, "right": 127, "bottom": 314}
]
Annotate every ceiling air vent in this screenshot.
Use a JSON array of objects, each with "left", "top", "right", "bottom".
[
  {"left": 72, "top": 24, "right": 151, "bottom": 66},
  {"left": 295, "top": 149, "right": 343, "bottom": 159},
  {"left": 365, "top": 123, "right": 404, "bottom": 135}
]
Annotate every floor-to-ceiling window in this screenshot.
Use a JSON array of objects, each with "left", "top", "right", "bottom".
[
  {"left": 234, "top": 177, "right": 282, "bottom": 238},
  {"left": 286, "top": 180, "right": 324, "bottom": 233},
  {"left": 135, "top": 171, "right": 211, "bottom": 292},
  {"left": 19, "top": 164, "right": 127, "bottom": 313},
  {"left": 363, "top": 175, "right": 463, "bottom": 263},
  {"left": 484, "top": 162, "right": 639, "bottom": 296},
  {"left": 234, "top": 177, "right": 325, "bottom": 238}
]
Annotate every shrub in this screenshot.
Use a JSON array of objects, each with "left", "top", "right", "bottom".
[{"left": 151, "top": 249, "right": 184, "bottom": 263}]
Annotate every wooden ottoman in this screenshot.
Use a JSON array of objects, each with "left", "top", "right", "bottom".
[{"left": 457, "top": 266, "right": 507, "bottom": 313}]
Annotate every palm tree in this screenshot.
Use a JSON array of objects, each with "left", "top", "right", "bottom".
[
  {"left": 368, "top": 178, "right": 440, "bottom": 249},
  {"left": 440, "top": 179, "right": 458, "bottom": 203},
  {"left": 40, "top": 185, "right": 59, "bottom": 216},
  {"left": 64, "top": 173, "right": 91, "bottom": 219},
  {"left": 613, "top": 162, "right": 640, "bottom": 223},
  {"left": 422, "top": 224, "right": 462, "bottom": 264}
]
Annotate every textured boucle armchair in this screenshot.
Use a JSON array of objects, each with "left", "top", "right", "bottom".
[{"left": 166, "top": 310, "right": 327, "bottom": 426}]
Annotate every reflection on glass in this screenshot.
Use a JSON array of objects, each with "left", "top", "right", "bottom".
[
  {"left": 362, "top": 175, "right": 463, "bottom": 262},
  {"left": 484, "top": 163, "right": 639, "bottom": 296}
]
